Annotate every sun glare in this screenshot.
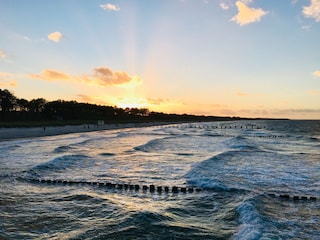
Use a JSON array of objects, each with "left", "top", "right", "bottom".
[{"left": 115, "top": 97, "right": 149, "bottom": 109}]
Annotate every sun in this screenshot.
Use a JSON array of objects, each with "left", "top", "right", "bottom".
[{"left": 115, "top": 97, "right": 149, "bottom": 109}]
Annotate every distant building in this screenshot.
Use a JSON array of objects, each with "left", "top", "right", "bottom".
[{"left": 97, "top": 120, "right": 104, "bottom": 126}]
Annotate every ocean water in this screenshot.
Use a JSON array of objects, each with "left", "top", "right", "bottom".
[{"left": 0, "top": 120, "right": 319, "bottom": 239}]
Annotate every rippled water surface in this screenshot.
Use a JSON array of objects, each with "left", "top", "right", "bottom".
[{"left": 1, "top": 120, "right": 319, "bottom": 239}]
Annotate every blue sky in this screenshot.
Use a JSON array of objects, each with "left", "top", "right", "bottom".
[{"left": 1, "top": 0, "right": 320, "bottom": 119}]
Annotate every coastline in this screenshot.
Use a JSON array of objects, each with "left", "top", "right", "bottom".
[{"left": 0, "top": 122, "right": 170, "bottom": 141}]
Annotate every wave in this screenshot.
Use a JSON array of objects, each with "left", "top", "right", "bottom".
[
  {"left": 52, "top": 193, "right": 104, "bottom": 203},
  {"left": 308, "top": 137, "right": 320, "bottom": 142},
  {"left": 134, "top": 136, "right": 176, "bottom": 153},
  {"left": 222, "top": 135, "right": 261, "bottom": 152},
  {"left": 186, "top": 149, "right": 319, "bottom": 196},
  {"left": 233, "top": 198, "right": 263, "bottom": 240},
  {"left": 0, "top": 144, "right": 21, "bottom": 153},
  {"left": 29, "top": 154, "right": 91, "bottom": 175},
  {"left": 53, "top": 145, "right": 75, "bottom": 153},
  {"left": 71, "top": 210, "right": 169, "bottom": 239}
]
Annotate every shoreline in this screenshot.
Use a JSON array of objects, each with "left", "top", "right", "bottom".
[{"left": 0, "top": 122, "right": 171, "bottom": 141}]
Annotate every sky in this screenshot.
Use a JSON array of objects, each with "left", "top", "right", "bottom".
[{"left": 1, "top": 0, "right": 320, "bottom": 119}]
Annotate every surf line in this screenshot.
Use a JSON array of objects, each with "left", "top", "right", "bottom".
[{"left": 24, "top": 178, "right": 318, "bottom": 201}]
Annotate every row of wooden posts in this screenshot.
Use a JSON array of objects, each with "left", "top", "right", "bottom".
[
  {"left": 31, "top": 178, "right": 201, "bottom": 194},
  {"left": 27, "top": 178, "right": 318, "bottom": 201},
  {"left": 163, "top": 125, "right": 266, "bottom": 129}
]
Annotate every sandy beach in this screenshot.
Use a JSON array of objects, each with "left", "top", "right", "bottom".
[{"left": 0, "top": 122, "right": 168, "bottom": 141}]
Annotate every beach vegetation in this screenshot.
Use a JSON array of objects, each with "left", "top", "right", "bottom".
[{"left": 0, "top": 89, "right": 286, "bottom": 127}]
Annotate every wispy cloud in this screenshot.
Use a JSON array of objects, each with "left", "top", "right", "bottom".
[
  {"left": 100, "top": 3, "right": 120, "bottom": 11},
  {"left": 237, "top": 107, "right": 320, "bottom": 118},
  {"left": 239, "top": 0, "right": 253, "bottom": 5},
  {"left": 30, "top": 69, "right": 70, "bottom": 81},
  {"left": 48, "top": 31, "right": 63, "bottom": 42},
  {"left": 302, "top": 25, "right": 311, "bottom": 30},
  {"left": 236, "top": 91, "right": 250, "bottom": 97},
  {"left": 219, "top": 3, "right": 229, "bottom": 10},
  {"left": 0, "top": 72, "right": 18, "bottom": 87},
  {"left": 76, "top": 94, "right": 95, "bottom": 103},
  {"left": 147, "top": 98, "right": 177, "bottom": 106},
  {"left": 303, "top": 0, "right": 320, "bottom": 22},
  {"left": 240, "top": 0, "right": 253, "bottom": 4},
  {"left": 76, "top": 94, "right": 108, "bottom": 105},
  {"left": 29, "top": 67, "right": 142, "bottom": 87},
  {"left": 313, "top": 70, "right": 320, "bottom": 77},
  {"left": 0, "top": 49, "right": 14, "bottom": 63},
  {"left": 307, "top": 90, "right": 320, "bottom": 95},
  {"left": 273, "top": 108, "right": 320, "bottom": 116},
  {"left": 231, "top": 1, "right": 268, "bottom": 26},
  {"left": 0, "top": 49, "right": 6, "bottom": 59}
]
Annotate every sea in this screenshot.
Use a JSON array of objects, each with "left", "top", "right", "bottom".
[{"left": 0, "top": 120, "right": 319, "bottom": 240}]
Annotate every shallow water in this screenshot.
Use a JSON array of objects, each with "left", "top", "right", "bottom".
[{"left": 0, "top": 120, "right": 319, "bottom": 239}]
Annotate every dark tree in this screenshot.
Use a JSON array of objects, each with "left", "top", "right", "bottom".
[
  {"left": 28, "top": 98, "right": 46, "bottom": 113},
  {"left": 0, "top": 89, "right": 16, "bottom": 112},
  {"left": 16, "top": 98, "right": 29, "bottom": 111}
]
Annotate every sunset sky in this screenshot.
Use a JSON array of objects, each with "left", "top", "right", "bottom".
[{"left": 1, "top": 0, "right": 320, "bottom": 119}]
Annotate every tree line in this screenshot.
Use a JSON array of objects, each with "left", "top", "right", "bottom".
[{"left": 0, "top": 88, "right": 243, "bottom": 124}]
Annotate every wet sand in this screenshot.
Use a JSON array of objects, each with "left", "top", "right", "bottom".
[{"left": 0, "top": 122, "right": 168, "bottom": 141}]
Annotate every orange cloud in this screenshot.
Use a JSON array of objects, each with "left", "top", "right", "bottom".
[
  {"left": 236, "top": 91, "right": 250, "bottom": 97},
  {"left": 0, "top": 72, "right": 18, "bottom": 87},
  {"left": 91, "top": 67, "right": 142, "bottom": 86},
  {"left": 77, "top": 94, "right": 94, "bottom": 103},
  {"left": 0, "top": 49, "right": 6, "bottom": 59},
  {"left": 313, "top": 70, "right": 320, "bottom": 77},
  {"left": 147, "top": 98, "right": 174, "bottom": 105},
  {"left": 303, "top": 0, "right": 320, "bottom": 22},
  {"left": 48, "top": 32, "right": 63, "bottom": 42},
  {"left": 231, "top": 1, "right": 268, "bottom": 26},
  {"left": 29, "top": 67, "right": 142, "bottom": 87},
  {"left": 29, "top": 69, "right": 70, "bottom": 81},
  {"left": 100, "top": 3, "right": 120, "bottom": 11},
  {"left": 307, "top": 90, "right": 320, "bottom": 95}
]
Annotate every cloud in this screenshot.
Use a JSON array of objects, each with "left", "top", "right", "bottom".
[
  {"left": 302, "top": 25, "right": 311, "bottom": 30},
  {"left": 303, "top": 0, "right": 320, "bottom": 21},
  {"left": 76, "top": 94, "right": 95, "bottom": 103},
  {"left": 231, "top": 1, "right": 268, "bottom": 26},
  {"left": 23, "top": 35, "right": 31, "bottom": 41},
  {"left": 147, "top": 98, "right": 175, "bottom": 105},
  {"left": 100, "top": 3, "right": 120, "bottom": 11},
  {"left": 48, "top": 32, "right": 63, "bottom": 42},
  {"left": 240, "top": 0, "right": 253, "bottom": 4},
  {"left": 0, "top": 72, "right": 18, "bottom": 87},
  {"left": 236, "top": 107, "right": 320, "bottom": 119},
  {"left": 236, "top": 91, "right": 250, "bottom": 97},
  {"left": 29, "top": 69, "right": 70, "bottom": 81},
  {"left": 220, "top": 3, "right": 229, "bottom": 10},
  {"left": 307, "top": 90, "right": 320, "bottom": 95},
  {"left": 0, "top": 80, "right": 17, "bottom": 87},
  {"left": 90, "top": 67, "right": 142, "bottom": 86},
  {"left": 29, "top": 67, "right": 142, "bottom": 87},
  {"left": 76, "top": 94, "right": 108, "bottom": 105},
  {"left": 273, "top": 108, "right": 320, "bottom": 116},
  {"left": 313, "top": 70, "right": 320, "bottom": 77},
  {"left": 0, "top": 49, "right": 6, "bottom": 59}
]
